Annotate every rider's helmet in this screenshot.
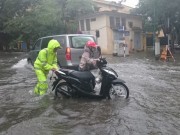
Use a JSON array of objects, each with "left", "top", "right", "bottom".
[{"left": 86, "top": 41, "right": 97, "bottom": 48}]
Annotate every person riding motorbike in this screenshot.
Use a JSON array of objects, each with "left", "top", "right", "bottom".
[
  {"left": 79, "top": 41, "right": 102, "bottom": 92},
  {"left": 34, "top": 39, "right": 61, "bottom": 96},
  {"left": 79, "top": 41, "right": 100, "bottom": 71}
]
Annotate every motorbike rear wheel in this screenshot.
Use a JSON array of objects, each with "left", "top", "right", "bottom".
[
  {"left": 109, "top": 82, "right": 129, "bottom": 99},
  {"left": 55, "top": 82, "right": 72, "bottom": 98}
]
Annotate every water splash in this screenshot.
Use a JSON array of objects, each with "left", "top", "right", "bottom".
[
  {"left": 12, "top": 59, "right": 28, "bottom": 69},
  {"left": 12, "top": 59, "right": 34, "bottom": 70}
]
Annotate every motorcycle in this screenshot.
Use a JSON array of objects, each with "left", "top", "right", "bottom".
[{"left": 52, "top": 57, "right": 129, "bottom": 99}]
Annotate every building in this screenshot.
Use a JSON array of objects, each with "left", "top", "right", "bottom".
[{"left": 78, "top": 0, "right": 143, "bottom": 55}]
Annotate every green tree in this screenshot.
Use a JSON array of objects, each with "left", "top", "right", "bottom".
[
  {"left": 0, "top": 0, "right": 94, "bottom": 50},
  {"left": 0, "top": 0, "right": 38, "bottom": 50},
  {"left": 66, "top": 0, "right": 94, "bottom": 19},
  {"left": 134, "top": 0, "right": 180, "bottom": 48}
]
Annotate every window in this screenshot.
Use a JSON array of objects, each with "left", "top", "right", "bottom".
[
  {"left": 54, "top": 36, "right": 66, "bottom": 49},
  {"left": 80, "top": 20, "right": 85, "bottom": 31},
  {"left": 116, "top": 17, "right": 121, "bottom": 27},
  {"left": 113, "top": 31, "right": 124, "bottom": 40},
  {"left": 122, "top": 17, "right": 126, "bottom": 29},
  {"left": 128, "top": 21, "right": 133, "bottom": 28},
  {"left": 33, "top": 39, "right": 41, "bottom": 50},
  {"left": 91, "top": 18, "right": 96, "bottom": 22},
  {"left": 86, "top": 19, "right": 90, "bottom": 31},
  {"left": 41, "top": 37, "right": 53, "bottom": 49},
  {"left": 70, "top": 36, "right": 95, "bottom": 48},
  {"left": 110, "top": 16, "right": 115, "bottom": 28}
]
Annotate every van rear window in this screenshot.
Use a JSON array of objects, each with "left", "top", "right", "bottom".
[{"left": 70, "top": 36, "right": 95, "bottom": 48}]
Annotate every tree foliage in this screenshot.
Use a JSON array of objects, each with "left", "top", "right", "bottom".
[
  {"left": 0, "top": 0, "right": 38, "bottom": 49},
  {"left": 134, "top": 0, "right": 180, "bottom": 44},
  {"left": 0, "top": 0, "right": 94, "bottom": 50},
  {"left": 66, "top": 0, "right": 94, "bottom": 19}
]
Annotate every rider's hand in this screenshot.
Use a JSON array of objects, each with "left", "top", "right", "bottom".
[
  {"left": 93, "top": 58, "right": 100, "bottom": 61},
  {"left": 51, "top": 68, "right": 57, "bottom": 72},
  {"left": 97, "top": 58, "right": 101, "bottom": 61},
  {"left": 92, "top": 60, "right": 96, "bottom": 65}
]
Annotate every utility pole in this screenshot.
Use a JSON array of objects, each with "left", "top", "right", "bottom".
[
  {"left": 153, "top": 0, "right": 156, "bottom": 53},
  {"left": 167, "top": 17, "right": 170, "bottom": 48},
  {"left": 153, "top": 0, "right": 161, "bottom": 59}
]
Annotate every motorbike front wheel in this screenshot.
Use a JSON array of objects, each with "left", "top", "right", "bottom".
[
  {"left": 55, "top": 82, "right": 72, "bottom": 98},
  {"left": 109, "top": 82, "right": 129, "bottom": 99}
]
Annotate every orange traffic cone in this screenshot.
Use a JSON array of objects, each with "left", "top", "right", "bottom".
[{"left": 160, "top": 47, "right": 167, "bottom": 61}]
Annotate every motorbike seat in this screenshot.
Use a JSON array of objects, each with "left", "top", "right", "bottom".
[
  {"left": 69, "top": 71, "right": 95, "bottom": 81},
  {"left": 59, "top": 68, "right": 74, "bottom": 75}
]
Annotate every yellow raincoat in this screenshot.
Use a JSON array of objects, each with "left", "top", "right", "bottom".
[{"left": 34, "top": 39, "right": 61, "bottom": 95}]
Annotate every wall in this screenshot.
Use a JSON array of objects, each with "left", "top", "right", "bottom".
[
  {"left": 93, "top": 0, "right": 132, "bottom": 14},
  {"left": 91, "top": 0, "right": 143, "bottom": 53},
  {"left": 126, "top": 16, "right": 142, "bottom": 29},
  {"left": 100, "top": 14, "right": 143, "bottom": 54},
  {"left": 79, "top": 15, "right": 110, "bottom": 54},
  {"left": 126, "top": 16, "right": 143, "bottom": 50},
  {"left": 78, "top": 5, "right": 143, "bottom": 54},
  {"left": 90, "top": 15, "right": 109, "bottom": 54},
  {"left": 106, "top": 15, "right": 114, "bottom": 54}
]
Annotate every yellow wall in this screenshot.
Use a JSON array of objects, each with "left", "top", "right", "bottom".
[
  {"left": 126, "top": 17, "right": 142, "bottom": 29},
  {"left": 143, "top": 34, "right": 147, "bottom": 51},
  {"left": 105, "top": 16, "right": 114, "bottom": 54},
  {"left": 79, "top": 1, "right": 143, "bottom": 54},
  {"left": 94, "top": 15, "right": 143, "bottom": 54},
  {"left": 80, "top": 14, "right": 143, "bottom": 54},
  {"left": 93, "top": 0, "right": 132, "bottom": 14},
  {"left": 126, "top": 16, "right": 143, "bottom": 51},
  {"left": 80, "top": 15, "right": 110, "bottom": 54}
]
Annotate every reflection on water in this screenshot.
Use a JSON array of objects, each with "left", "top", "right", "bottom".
[{"left": 0, "top": 52, "right": 180, "bottom": 135}]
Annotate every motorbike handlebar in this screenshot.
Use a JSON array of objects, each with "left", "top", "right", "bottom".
[{"left": 96, "top": 57, "right": 107, "bottom": 67}]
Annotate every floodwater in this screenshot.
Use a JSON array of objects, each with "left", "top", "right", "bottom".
[{"left": 0, "top": 51, "right": 180, "bottom": 135}]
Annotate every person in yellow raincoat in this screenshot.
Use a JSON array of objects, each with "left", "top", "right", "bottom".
[{"left": 34, "top": 39, "right": 61, "bottom": 95}]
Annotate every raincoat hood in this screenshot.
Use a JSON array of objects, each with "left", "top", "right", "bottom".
[{"left": 47, "top": 39, "right": 61, "bottom": 52}]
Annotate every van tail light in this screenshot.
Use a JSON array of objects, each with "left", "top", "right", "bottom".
[{"left": 65, "top": 47, "right": 71, "bottom": 60}]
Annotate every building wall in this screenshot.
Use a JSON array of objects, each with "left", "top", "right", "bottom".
[
  {"left": 106, "top": 15, "right": 143, "bottom": 54},
  {"left": 91, "top": 15, "right": 109, "bottom": 53},
  {"left": 92, "top": 0, "right": 143, "bottom": 54},
  {"left": 126, "top": 16, "right": 143, "bottom": 51},
  {"left": 79, "top": 0, "right": 143, "bottom": 54},
  {"left": 93, "top": 0, "right": 132, "bottom": 14},
  {"left": 79, "top": 15, "right": 110, "bottom": 54},
  {"left": 105, "top": 16, "right": 114, "bottom": 54},
  {"left": 126, "top": 16, "right": 142, "bottom": 30},
  {"left": 79, "top": 14, "right": 143, "bottom": 54}
]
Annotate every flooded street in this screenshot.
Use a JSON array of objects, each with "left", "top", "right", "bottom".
[{"left": 0, "top": 51, "right": 180, "bottom": 135}]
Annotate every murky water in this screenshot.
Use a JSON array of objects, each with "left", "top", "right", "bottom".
[{"left": 0, "top": 51, "right": 180, "bottom": 135}]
